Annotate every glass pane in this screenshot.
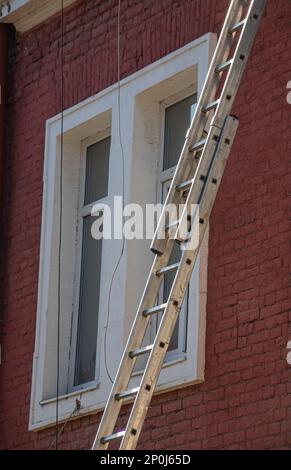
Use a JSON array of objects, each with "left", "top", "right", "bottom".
[
  {"left": 84, "top": 136, "right": 111, "bottom": 205},
  {"left": 163, "top": 243, "right": 182, "bottom": 351},
  {"left": 155, "top": 183, "right": 188, "bottom": 353},
  {"left": 163, "top": 94, "right": 197, "bottom": 171},
  {"left": 74, "top": 215, "right": 103, "bottom": 386}
]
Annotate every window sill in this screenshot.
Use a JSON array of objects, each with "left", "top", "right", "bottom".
[
  {"left": 39, "top": 354, "right": 187, "bottom": 406},
  {"left": 39, "top": 381, "right": 100, "bottom": 406}
]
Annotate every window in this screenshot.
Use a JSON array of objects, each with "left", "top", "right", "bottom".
[
  {"left": 151, "top": 93, "right": 197, "bottom": 361},
  {"left": 30, "top": 34, "right": 214, "bottom": 430},
  {"left": 70, "top": 136, "right": 111, "bottom": 389},
  {"left": 163, "top": 94, "right": 197, "bottom": 172}
]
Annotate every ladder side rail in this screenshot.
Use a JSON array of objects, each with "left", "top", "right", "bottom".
[
  {"left": 213, "top": 0, "right": 267, "bottom": 130},
  {"left": 151, "top": 0, "right": 245, "bottom": 256},
  {"left": 120, "top": 115, "right": 239, "bottom": 449},
  {"left": 92, "top": 0, "right": 267, "bottom": 452},
  {"left": 174, "top": 0, "right": 267, "bottom": 244},
  {"left": 92, "top": 242, "right": 175, "bottom": 449},
  {"left": 92, "top": 0, "right": 243, "bottom": 442}
]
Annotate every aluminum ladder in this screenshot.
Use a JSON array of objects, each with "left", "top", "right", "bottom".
[{"left": 92, "top": 0, "right": 267, "bottom": 451}]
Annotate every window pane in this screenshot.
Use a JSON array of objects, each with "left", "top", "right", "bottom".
[
  {"left": 163, "top": 94, "right": 197, "bottom": 171},
  {"left": 157, "top": 182, "right": 188, "bottom": 353},
  {"left": 84, "top": 136, "right": 111, "bottom": 205},
  {"left": 74, "top": 215, "right": 102, "bottom": 386},
  {"left": 163, "top": 242, "right": 182, "bottom": 351},
  {"left": 156, "top": 240, "right": 187, "bottom": 354}
]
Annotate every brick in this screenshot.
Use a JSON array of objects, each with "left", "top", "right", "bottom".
[{"left": 1, "top": 0, "right": 291, "bottom": 453}]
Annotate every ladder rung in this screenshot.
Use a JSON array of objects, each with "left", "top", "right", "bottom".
[
  {"left": 143, "top": 303, "right": 167, "bottom": 317},
  {"left": 129, "top": 344, "right": 153, "bottom": 358},
  {"left": 100, "top": 430, "right": 125, "bottom": 444},
  {"left": 216, "top": 58, "right": 233, "bottom": 73},
  {"left": 176, "top": 178, "right": 194, "bottom": 192},
  {"left": 115, "top": 387, "right": 139, "bottom": 401},
  {"left": 229, "top": 19, "right": 246, "bottom": 34},
  {"left": 202, "top": 99, "right": 220, "bottom": 113},
  {"left": 189, "top": 138, "right": 206, "bottom": 153},
  {"left": 156, "top": 262, "right": 180, "bottom": 276}
]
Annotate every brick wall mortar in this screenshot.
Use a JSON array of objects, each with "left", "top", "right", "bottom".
[{"left": 0, "top": 0, "right": 291, "bottom": 450}]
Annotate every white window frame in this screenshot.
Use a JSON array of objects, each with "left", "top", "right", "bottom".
[
  {"left": 154, "top": 89, "right": 198, "bottom": 362},
  {"left": 68, "top": 131, "right": 111, "bottom": 392},
  {"left": 29, "top": 33, "right": 216, "bottom": 431}
]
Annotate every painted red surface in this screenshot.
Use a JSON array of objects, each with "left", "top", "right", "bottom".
[
  {"left": 0, "top": 24, "right": 10, "bottom": 217},
  {"left": 0, "top": 0, "right": 291, "bottom": 450}
]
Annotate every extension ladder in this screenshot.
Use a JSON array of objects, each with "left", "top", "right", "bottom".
[{"left": 92, "top": 0, "right": 266, "bottom": 450}]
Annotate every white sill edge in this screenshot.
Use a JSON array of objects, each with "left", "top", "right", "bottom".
[
  {"left": 39, "top": 354, "right": 186, "bottom": 406},
  {"left": 39, "top": 381, "right": 100, "bottom": 406},
  {"left": 31, "top": 365, "right": 203, "bottom": 431}
]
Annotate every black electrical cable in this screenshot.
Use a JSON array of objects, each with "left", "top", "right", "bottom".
[
  {"left": 103, "top": 0, "right": 125, "bottom": 384},
  {"left": 55, "top": 0, "right": 64, "bottom": 451}
]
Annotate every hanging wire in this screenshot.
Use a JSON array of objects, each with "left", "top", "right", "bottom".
[
  {"left": 55, "top": 0, "right": 64, "bottom": 450},
  {"left": 54, "top": 2, "right": 124, "bottom": 446},
  {"left": 49, "top": 400, "right": 80, "bottom": 450},
  {"left": 103, "top": 0, "right": 125, "bottom": 384}
]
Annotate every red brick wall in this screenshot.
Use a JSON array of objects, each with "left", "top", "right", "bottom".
[{"left": 1, "top": 0, "right": 291, "bottom": 450}]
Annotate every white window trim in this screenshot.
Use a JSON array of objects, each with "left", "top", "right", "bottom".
[
  {"left": 29, "top": 33, "right": 216, "bottom": 431},
  {"left": 155, "top": 178, "right": 188, "bottom": 362},
  {"left": 154, "top": 90, "right": 198, "bottom": 361},
  {"left": 68, "top": 132, "right": 111, "bottom": 393}
]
